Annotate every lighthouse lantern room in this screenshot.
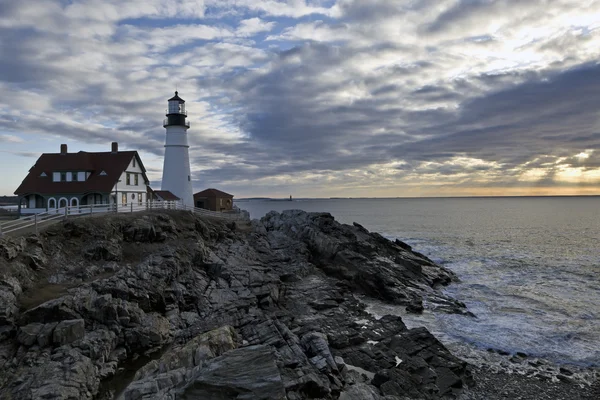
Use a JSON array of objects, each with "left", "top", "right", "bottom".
[{"left": 161, "top": 91, "right": 194, "bottom": 206}]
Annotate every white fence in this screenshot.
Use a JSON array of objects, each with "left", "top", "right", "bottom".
[{"left": 0, "top": 201, "right": 247, "bottom": 238}]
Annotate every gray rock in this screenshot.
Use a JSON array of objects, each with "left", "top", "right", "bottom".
[
  {"left": 17, "top": 323, "right": 44, "bottom": 346},
  {"left": 53, "top": 319, "right": 85, "bottom": 345},
  {"left": 339, "top": 383, "right": 384, "bottom": 400},
  {"left": 180, "top": 345, "right": 286, "bottom": 400},
  {"left": 0, "top": 211, "right": 477, "bottom": 400},
  {"left": 37, "top": 322, "right": 58, "bottom": 347}
]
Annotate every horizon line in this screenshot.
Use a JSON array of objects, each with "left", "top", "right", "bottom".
[{"left": 235, "top": 194, "right": 600, "bottom": 200}]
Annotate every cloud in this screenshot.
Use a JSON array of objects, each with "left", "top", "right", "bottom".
[
  {"left": 1, "top": 0, "right": 599, "bottom": 196},
  {"left": 236, "top": 17, "right": 276, "bottom": 37},
  {"left": 0, "top": 134, "right": 25, "bottom": 144}
]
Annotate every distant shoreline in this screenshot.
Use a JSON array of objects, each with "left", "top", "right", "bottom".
[{"left": 235, "top": 194, "right": 600, "bottom": 201}]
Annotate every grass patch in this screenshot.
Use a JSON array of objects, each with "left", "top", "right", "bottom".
[{"left": 19, "top": 283, "right": 73, "bottom": 312}]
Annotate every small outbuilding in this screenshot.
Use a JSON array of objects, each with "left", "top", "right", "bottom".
[
  {"left": 194, "top": 188, "right": 234, "bottom": 212},
  {"left": 147, "top": 188, "right": 180, "bottom": 202}
]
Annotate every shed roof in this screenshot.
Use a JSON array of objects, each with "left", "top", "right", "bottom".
[
  {"left": 152, "top": 190, "right": 180, "bottom": 201},
  {"left": 194, "top": 188, "right": 234, "bottom": 198}
]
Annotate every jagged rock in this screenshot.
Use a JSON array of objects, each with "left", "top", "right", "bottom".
[
  {"left": 53, "top": 319, "right": 85, "bottom": 345},
  {"left": 82, "top": 241, "right": 121, "bottom": 261},
  {"left": 37, "top": 322, "right": 57, "bottom": 347},
  {"left": 0, "top": 276, "right": 22, "bottom": 328},
  {"left": 0, "top": 237, "right": 26, "bottom": 260},
  {"left": 121, "top": 326, "right": 238, "bottom": 400},
  {"left": 180, "top": 345, "right": 286, "bottom": 399},
  {"left": 0, "top": 210, "right": 473, "bottom": 400},
  {"left": 17, "top": 323, "right": 44, "bottom": 346},
  {"left": 339, "top": 383, "right": 383, "bottom": 400},
  {"left": 122, "top": 218, "right": 164, "bottom": 243}
]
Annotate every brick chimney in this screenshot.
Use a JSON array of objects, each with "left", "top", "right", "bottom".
[
  {"left": 60, "top": 144, "right": 67, "bottom": 155},
  {"left": 111, "top": 142, "right": 118, "bottom": 153}
]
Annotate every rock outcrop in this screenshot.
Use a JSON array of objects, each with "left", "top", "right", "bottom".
[{"left": 0, "top": 210, "right": 472, "bottom": 399}]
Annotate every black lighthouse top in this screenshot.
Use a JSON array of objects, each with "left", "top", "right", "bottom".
[
  {"left": 164, "top": 91, "right": 190, "bottom": 128},
  {"left": 168, "top": 91, "right": 185, "bottom": 103}
]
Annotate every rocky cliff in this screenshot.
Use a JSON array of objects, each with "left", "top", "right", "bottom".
[{"left": 0, "top": 210, "right": 472, "bottom": 399}]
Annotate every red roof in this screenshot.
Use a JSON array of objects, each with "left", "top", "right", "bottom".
[
  {"left": 151, "top": 190, "right": 180, "bottom": 201},
  {"left": 194, "top": 188, "right": 234, "bottom": 198},
  {"left": 14, "top": 151, "right": 148, "bottom": 195}
]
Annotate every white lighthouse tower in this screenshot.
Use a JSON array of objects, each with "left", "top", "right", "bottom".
[{"left": 161, "top": 91, "right": 194, "bottom": 206}]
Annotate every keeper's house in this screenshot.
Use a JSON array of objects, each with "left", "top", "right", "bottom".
[{"left": 14, "top": 142, "right": 150, "bottom": 215}]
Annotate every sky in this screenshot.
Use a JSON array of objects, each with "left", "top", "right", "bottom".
[{"left": 1, "top": 0, "right": 600, "bottom": 198}]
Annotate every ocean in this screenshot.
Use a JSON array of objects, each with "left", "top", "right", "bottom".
[{"left": 237, "top": 197, "right": 600, "bottom": 368}]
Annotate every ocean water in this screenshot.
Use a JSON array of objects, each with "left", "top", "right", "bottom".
[{"left": 238, "top": 197, "right": 600, "bottom": 367}]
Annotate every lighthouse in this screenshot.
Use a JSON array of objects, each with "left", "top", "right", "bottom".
[{"left": 161, "top": 91, "right": 194, "bottom": 207}]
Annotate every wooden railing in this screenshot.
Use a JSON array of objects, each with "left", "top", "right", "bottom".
[{"left": 0, "top": 201, "right": 247, "bottom": 238}]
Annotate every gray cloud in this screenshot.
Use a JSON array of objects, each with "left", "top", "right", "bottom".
[{"left": 1, "top": 0, "right": 600, "bottom": 196}]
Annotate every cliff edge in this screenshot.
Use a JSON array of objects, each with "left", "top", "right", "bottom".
[{"left": 0, "top": 210, "right": 472, "bottom": 399}]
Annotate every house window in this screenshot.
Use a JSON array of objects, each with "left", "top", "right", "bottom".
[
  {"left": 138, "top": 193, "right": 142, "bottom": 205},
  {"left": 134, "top": 174, "right": 138, "bottom": 185},
  {"left": 60, "top": 172, "right": 67, "bottom": 182},
  {"left": 122, "top": 193, "right": 127, "bottom": 204},
  {"left": 72, "top": 172, "right": 78, "bottom": 181},
  {"left": 133, "top": 158, "right": 136, "bottom": 168},
  {"left": 126, "top": 173, "right": 131, "bottom": 185}
]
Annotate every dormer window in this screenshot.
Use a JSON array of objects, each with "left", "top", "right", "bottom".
[
  {"left": 60, "top": 172, "right": 67, "bottom": 182},
  {"left": 72, "top": 172, "right": 78, "bottom": 182}
]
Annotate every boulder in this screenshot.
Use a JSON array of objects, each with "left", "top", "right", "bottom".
[
  {"left": 180, "top": 345, "right": 286, "bottom": 399},
  {"left": 53, "top": 319, "right": 85, "bottom": 345},
  {"left": 339, "top": 383, "right": 383, "bottom": 400},
  {"left": 17, "top": 323, "right": 44, "bottom": 346},
  {"left": 82, "top": 241, "right": 121, "bottom": 261}
]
